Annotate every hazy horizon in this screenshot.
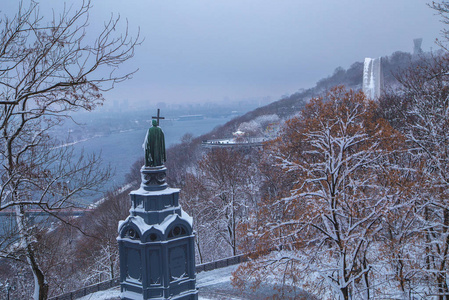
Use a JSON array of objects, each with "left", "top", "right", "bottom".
[{"left": 2, "top": 0, "right": 443, "bottom": 107}]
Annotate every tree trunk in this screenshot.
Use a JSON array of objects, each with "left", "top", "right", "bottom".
[
  {"left": 362, "top": 258, "right": 370, "bottom": 299},
  {"left": 15, "top": 205, "right": 48, "bottom": 300},
  {"left": 340, "top": 286, "right": 349, "bottom": 300},
  {"left": 438, "top": 208, "right": 449, "bottom": 300},
  {"left": 195, "top": 234, "right": 203, "bottom": 264},
  {"left": 436, "top": 272, "right": 449, "bottom": 300},
  {"left": 110, "top": 258, "right": 114, "bottom": 280},
  {"left": 27, "top": 243, "right": 49, "bottom": 300}
]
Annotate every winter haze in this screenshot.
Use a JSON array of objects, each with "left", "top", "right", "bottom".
[{"left": 1, "top": 0, "right": 442, "bottom": 106}]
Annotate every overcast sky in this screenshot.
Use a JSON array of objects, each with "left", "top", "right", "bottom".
[{"left": 2, "top": 1, "right": 444, "bottom": 106}]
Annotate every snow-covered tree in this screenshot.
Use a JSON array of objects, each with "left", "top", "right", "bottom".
[
  {"left": 237, "top": 120, "right": 263, "bottom": 138},
  {"left": 180, "top": 172, "right": 218, "bottom": 263},
  {"left": 234, "top": 87, "right": 400, "bottom": 299},
  {"left": 389, "top": 53, "right": 449, "bottom": 299},
  {"left": 237, "top": 114, "right": 281, "bottom": 139},
  {"left": 196, "top": 148, "right": 259, "bottom": 257},
  {"left": 0, "top": 1, "right": 139, "bottom": 299},
  {"left": 76, "top": 188, "right": 130, "bottom": 285}
]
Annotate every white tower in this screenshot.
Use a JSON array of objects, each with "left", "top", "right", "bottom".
[
  {"left": 414, "top": 38, "right": 423, "bottom": 55},
  {"left": 363, "top": 57, "right": 382, "bottom": 100}
]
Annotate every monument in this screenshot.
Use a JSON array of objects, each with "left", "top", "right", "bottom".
[
  {"left": 413, "top": 38, "right": 423, "bottom": 55},
  {"left": 118, "top": 109, "right": 198, "bottom": 300},
  {"left": 363, "top": 57, "right": 383, "bottom": 100}
]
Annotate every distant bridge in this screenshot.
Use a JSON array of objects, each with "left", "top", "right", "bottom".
[{"left": 201, "top": 138, "right": 267, "bottom": 149}]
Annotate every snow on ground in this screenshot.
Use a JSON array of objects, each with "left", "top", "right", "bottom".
[
  {"left": 77, "top": 265, "right": 241, "bottom": 300},
  {"left": 76, "top": 264, "right": 314, "bottom": 299},
  {"left": 196, "top": 265, "right": 238, "bottom": 289},
  {"left": 77, "top": 288, "right": 120, "bottom": 300}
]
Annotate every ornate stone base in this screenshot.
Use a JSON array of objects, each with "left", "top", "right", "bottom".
[
  {"left": 140, "top": 166, "right": 167, "bottom": 191},
  {"left": 118, "top": 164, "right": 197, "bottom": 300}
]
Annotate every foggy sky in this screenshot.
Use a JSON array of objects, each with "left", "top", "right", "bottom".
[{"left": 2, "top": 1, "right": 444, "bottom": 106}]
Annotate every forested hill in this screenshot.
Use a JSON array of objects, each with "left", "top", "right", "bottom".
[
  {"left": 206, "top": 51, "right": 416, "bottom": 137},
  {"left": 165, "top": 50, "right": 423, "bottom": 183}
]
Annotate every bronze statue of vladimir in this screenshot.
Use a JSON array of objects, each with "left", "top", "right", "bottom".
[{"left": 143, "top": 119, "right": 166, "bottom": 167}]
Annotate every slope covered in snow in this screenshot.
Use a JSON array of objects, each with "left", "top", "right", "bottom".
[{"left": 76, "top": 264, "right": 315, "bottom": 299}]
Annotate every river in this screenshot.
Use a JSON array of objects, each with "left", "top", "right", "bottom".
[{"left": 72, "top": 116, "right": 234, "bottom": 203}]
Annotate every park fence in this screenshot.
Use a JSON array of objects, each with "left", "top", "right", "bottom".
[{"left": 49, "top": 253, "right": 248, "bottom": 300}]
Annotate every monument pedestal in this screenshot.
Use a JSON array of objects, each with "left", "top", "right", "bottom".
[{"left": 118, "top": 166, "right": 198, "bottom": 300}]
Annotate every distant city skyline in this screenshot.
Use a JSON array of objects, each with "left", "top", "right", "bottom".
[{"left": 2, "top": 0, "right": 444, "bottom": 105}]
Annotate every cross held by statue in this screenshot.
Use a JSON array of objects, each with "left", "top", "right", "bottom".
[{"left": 152, "top": 108, "right": 165, "bottom": 126}]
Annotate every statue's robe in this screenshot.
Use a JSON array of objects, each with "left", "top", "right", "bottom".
[{"left": 143, "top": 125, "right": 166, "bottom": 167}]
